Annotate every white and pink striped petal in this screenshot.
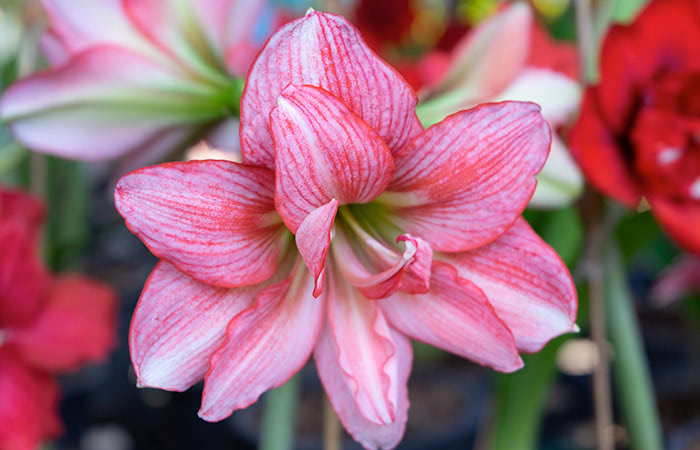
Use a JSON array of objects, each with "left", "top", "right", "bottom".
[
  {"left": 381, "top": 262, "right": 523, "bottom": 372},
  {"left": 271, "top": 85, "right": 395, "bottom": 231},
  {"left": 326, "top": 267, "right": 402, "bottom": 425},
  {"left": 382, "top": 101, "right": 550, "bottom": 252},
  {"left": 129, "top": 262, "right": 263, "bottom": 392},
  {"left": 114, "top": 160, "right": 287, "bottom": 288},
  {"left": 442, "top": 218, "right": 578, "bottom": 352},
  {"left": 198, "top": 266, "right": 324, "bottom": 421},
  {"left": 241, "top": 10, "right": 422, "bottom": 169},
  {"left": 315, "top": 323, "right": 412, "bottom": 450}
]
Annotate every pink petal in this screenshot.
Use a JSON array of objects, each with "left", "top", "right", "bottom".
[
  {"left": 296, "top": 199, "right": 339, "bottom": 297},
  {"left": 198, "top": 265, "right": 324, "bottom": 421},
  {"left": 0, "top": 348, "right": 61, "bottom": 450},
  {"left": 0, "top": 46, "right": 196, "bottom": 160},
  {"left": 114, "top": 160, "right": 287, "bottom": 288},
  {"left": 443, "top": 218, "right": 577, "bottom": 352},
  {"left": 315, "top": 322, "right": 412, "bottom": 450},
  {"left": 326, "top": 266, "right": 401, "bottom": 425},
  {"left": 382, "top": 101, "right": 550, "bottom": 252},
  {"left": 271, "top": 85, "right": 395, "bottom": 231},
  {"left": 129, "top": 262, "right": 264, "bottom": 391},
  {"left": 381, "top": 262, "right": 523, "bottom": 372},
  {"left": 241, "top": 10, "right": 422, "bottom": 169},
  {"left": 332, "top": 227, "right": 432, "bottom": 299},
  {"left": 10, "top": 276, "right": 117, "bottom": 373}
]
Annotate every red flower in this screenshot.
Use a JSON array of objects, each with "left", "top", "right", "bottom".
[
  {"left": 569, "top": 0, "right": 700, "bottom": 254},
  {"left": 116, "top": 10, "right": 576, "bottom": 449},
  {"left": 0, "top": 188, "right": 117, "bottom": 450}
]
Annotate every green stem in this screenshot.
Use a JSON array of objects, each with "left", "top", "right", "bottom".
[
  {"left": 488, "top": 339, "right": 565, "bottom": 450},
  {"left": 259, "top": 374, "right": 300, "bottom": 450},
  {"left": 603, "top": 242, "right": 663, "bottom": 450}
]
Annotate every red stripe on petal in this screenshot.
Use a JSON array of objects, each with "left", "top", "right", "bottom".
[
  {"left": 115, "top": 160, "right": 286, "bottom": 288},
  {"left": 241, "top": 10, "right": 422, "bottom": 169},
  {"left": 296, "top": 199, "right": 339, "bottom": 297},
  {"left": 326, "top": 265, "right": 400, "bottom": 425},
  {"left": 383, "top": 101, "right": 550, "bottom": 252},
  {"left": 443, "top": 218, "right": 578, "bottom": 352},
  {"left": 129, "top": 261, "right": 266, "bottom": 392},
  {"left": 381, "top": 262, "right": 523, "bottom": 372},
  {"left": 315, "top": 322, "right": 411, "bottom": 450},
  {"left": 272, "top": 85, "right": 394, "bottom": 230},
  {"left": 198, "top": 265, "right": 324, "bottom": 421}
]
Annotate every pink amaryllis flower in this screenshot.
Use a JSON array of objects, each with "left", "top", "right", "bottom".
[
  {"left": 0, "top": 0, "right": 279, "bottom": 163},
  {"left": 0, "top": 187, "right": 117, "bottom": 450},
  {"left": 115, "top": 10, "right": 577, "bottom": 449}
]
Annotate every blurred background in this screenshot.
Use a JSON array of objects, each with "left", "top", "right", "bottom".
[{"left": 1, "top": 0, "right": 699, "bottom": 449}]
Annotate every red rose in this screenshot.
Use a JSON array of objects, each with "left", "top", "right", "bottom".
[{"left": 570, "top": 0, "right": 700, "bottom": 254}]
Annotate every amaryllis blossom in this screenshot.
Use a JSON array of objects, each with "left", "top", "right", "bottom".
[
  {"left": 115, "top": 10, "right": 577, "bottom": 449},
  {"left": 414, "top": 3, "right": 583, "bottom": 208},
  {"left": 569, "top": 0, "right": 700, "bottom": 255},
  {"left": 0, "top": 187, "right": 117, "bottom": 450},
  {"left": 0, "top": 0, "right": 279, "bottom": 163}
]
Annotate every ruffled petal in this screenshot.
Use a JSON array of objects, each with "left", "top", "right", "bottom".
[
  {"left": 381, "top": 262, "right": 523, "bottom": 372},
  {"left": 10, "top": 276, "right": 117, "bottom": 373},
  {"left": 296, "top": 199, "right": 339, "bottom": 297},
  {"left": 129, "top": 261, "right": 265, "bottom": 392},
  {"left": 198, "top": 265, "right": 324, "bottom": 421},
  {"left": 114, "top": 160, "right": 287, "bottom": 288},
  {"left": 241, "top": 10, "right": 422, "bottom": 168},
  {"left": 442, "top": 218, "right": 578, "bottom": 352},
  {"left": 332, "top": 227, "right": 432, "bottom": 299},
  {"left": 0, "top": 348, "right": 61, "bottom": 450},
  {"left": 315, "top": 322, "right": 411, "bottom": 450},
  {"left": 271, "top": 85, "right": 394, "bottom": 231},
  {"left": 383, "top": 101, "right": 550, "bottom": 252},
  {"left": 325, "top": 266, "right": 401, "bottom": 425}
]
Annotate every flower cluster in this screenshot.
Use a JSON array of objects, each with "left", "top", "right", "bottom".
[
  {"left": 570, "top": 0, "right": 700, "bottom": 254},
  {"left": 0, "top": 187, "right": 117, "bottom": 450},
  {"left": 115, "top": 10, "right": 577, "bottom": 449}
]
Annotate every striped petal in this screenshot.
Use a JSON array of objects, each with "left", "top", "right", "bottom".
[
  {"left": 442, "top": 218, "right": 578, "bottom": 352},
  {"left": 326, "top": 266, "right": 401, "bottom": 425},
  {"left": 271, "top": 85, "right": 394, "bottom": 231},
  {"left": 129, "top": 262, "right": 264, "bottom": 392},
  {"left": 382, "top": 101, "right": 550, "bottom": 252},
  {"left": 315, "top": 323, "right": 411, "bottom": 450},
  {"left": 241, "top": 10, "right": 422, "bottom": 169},
  {"left": 381, "top": 262, "right": 523, "bottom": 372},
  {"left": 199, "top": 266, "right": 324, "bottom": 421},
  {"left": 114, "top": 160, "right": 286, "bottom": 288},
  {"left": 296, "top": 199, "right": 339, "bottom": 297}
]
